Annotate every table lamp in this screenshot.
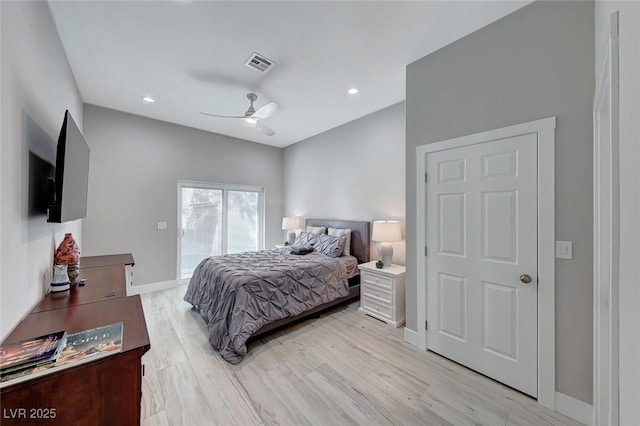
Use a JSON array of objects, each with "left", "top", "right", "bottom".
[
  {"left": 282, "top": 217, "right": 304, "bottom": 246},
  {"left": 372, "top": 220, "right": 402, "bottom": 267}
]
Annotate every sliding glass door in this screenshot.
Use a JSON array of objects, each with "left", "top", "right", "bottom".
[
  {"left": 178, "top": 186, "right": 223, "bottom": 279},
  {"left": 227, "top": 190, "right": 260, "bottom": 254},
  {"left": 178, "top": 181, "right": 263, "bottom": 279}
]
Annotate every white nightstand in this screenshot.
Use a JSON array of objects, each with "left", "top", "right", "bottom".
[{"left": 358, "top": 261, "right": 406, "bottom": 327}]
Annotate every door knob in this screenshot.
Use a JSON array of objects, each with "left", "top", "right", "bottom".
[{"left": 520, "top": 274, "right": 532, "bottom": 284}]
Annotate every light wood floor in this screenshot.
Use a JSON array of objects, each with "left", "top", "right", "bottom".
[{"left": 140, "top": 285, "right": 581, "bottom": 426}]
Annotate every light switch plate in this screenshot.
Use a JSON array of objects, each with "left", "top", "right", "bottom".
[
  {"left": 157, "top": 221, "right": 167, "bottom": 230},
  {"left": 555, "top": 241, "right": 573, "bottom": 259}
]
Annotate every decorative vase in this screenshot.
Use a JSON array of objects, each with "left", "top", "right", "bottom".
[{"left": 55, "top": 233, "right": 80, "bottom": 285}]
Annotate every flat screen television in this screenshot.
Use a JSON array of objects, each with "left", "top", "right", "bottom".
[{"left": 47, "top": 110, "right": 90, "bottom": 223}]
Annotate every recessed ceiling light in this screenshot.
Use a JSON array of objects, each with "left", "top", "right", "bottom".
[
  {"left": 348, "top": 87, "right": 359, "bottom": 95},
  {"left": 142, "top": 96, "right": 155, "bottom": 103}
]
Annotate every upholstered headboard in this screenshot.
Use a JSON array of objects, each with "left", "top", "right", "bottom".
[{"left": 305, "top": 219, "right": 370, "bottom": 264}]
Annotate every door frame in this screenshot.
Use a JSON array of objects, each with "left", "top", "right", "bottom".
[
  {"left": 415, "top": 117, "right": 556, "bottom": 409},
  {"left": 593, "top": 11, "right": 619, "bottom": 426}
]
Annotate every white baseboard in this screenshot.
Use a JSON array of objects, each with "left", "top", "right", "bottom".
[
  {"left": 555, "top": 392, "right": 593, "bottom": 426},
  {"left": 127, "top": 279, "right": 186, "bottom": 296},
  {"left": 404, "top": 327, "right": 420, "bottom": 347}
]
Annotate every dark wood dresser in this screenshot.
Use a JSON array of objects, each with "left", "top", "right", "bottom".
[{"left": 0, "top": 253, "right": 150, "bottom": 425}]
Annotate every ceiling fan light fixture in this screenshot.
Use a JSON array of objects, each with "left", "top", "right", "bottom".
[{"left": 200, "top": 92, "right": 277, "bottom": 136}]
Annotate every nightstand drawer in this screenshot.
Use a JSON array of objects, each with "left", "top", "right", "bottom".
[
  {"left": 362, "top": 295, "right": 392, "bottom": 320},
  {"left": 362, "top": 282, "right": 393, "bottom": 303},
  {"left": 362, "top": 273, "right": 393, "bottom": 290}
]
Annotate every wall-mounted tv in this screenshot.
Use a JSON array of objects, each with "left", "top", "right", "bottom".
[{"left": 47, "top": 110, "right": 90, "bottom": 223}]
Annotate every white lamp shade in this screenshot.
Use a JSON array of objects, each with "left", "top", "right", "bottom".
[
  {"left": 372, "top": 220, "right": 402, "bottom": 242},
  {"left": 282, "top": 217, "right": 304, "bottom": 230}
]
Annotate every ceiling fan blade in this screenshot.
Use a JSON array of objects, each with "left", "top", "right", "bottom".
[
  {"left": 200, "top": 112, "right": 246, "bottom": 119},
  {"left": 254, "top": 120, "right": 275, "bottom": 136},
  {"left": 252, "top": 102, "right": 279, "bottom": 119}
]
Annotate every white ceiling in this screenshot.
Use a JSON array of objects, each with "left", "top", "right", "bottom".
[{"left": 48, "top": 1, "right": 530, "bottom": 148}]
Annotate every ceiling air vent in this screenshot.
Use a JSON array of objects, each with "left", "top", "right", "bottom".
[{"left": 244, "top": 52, "right": 275, "bottom": 73}]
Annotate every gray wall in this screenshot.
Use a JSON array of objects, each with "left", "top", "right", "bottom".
[
  {"left": 82, "top": 105, "right": 283, "bottom": 286},
  {"left": 595, "top": 1, "right": 640, "bottom": 421},
  {"left": 0, "top": 1, "right": 83, "bottom": 340},
  {"left": 406, "top": 1, "right": 594, "bottom": 404},
  {"left": 284, "top": 102, "right": 406, "bottom": 264}
]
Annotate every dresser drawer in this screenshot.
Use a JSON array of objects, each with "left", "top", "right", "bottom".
[
  {"left": 362, "top": 272, "right": 393, "bottom": 290},
  {"left": 361, "top": 295, "right": 393, "bottom": 320},
  {"left": 362, "top": 282, "right": 393, "bottom": 303}
]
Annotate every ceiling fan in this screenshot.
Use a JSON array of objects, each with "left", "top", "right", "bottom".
[{"left": 200, "top": 93, "right": 278, "bottom": 136}]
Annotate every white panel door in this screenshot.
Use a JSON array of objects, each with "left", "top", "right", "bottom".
[{"left": 426, "top": 133, "right": 538, "bottom": 397}]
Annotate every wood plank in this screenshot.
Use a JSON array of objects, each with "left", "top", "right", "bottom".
[
  {"left": 506, "top": 403, "right": 584, "bottom": 426},
  {"left": 141, "top": 353, "right": 165, "bottom": 420},
  {"left": 235, "top": 362, "right": 311, "bottom": 425},
  {"left": 156, "top": 360, "right": 216, "bottom": 425},
  {"left": 141, "top": 286, "right": 580, "bottom": 426},
  {"left": 266, "top": 362, "right": 359, "bottom": 425},
  {"left": 179, "top": 334, "right": 262, "bottom": 426},
  {"left": 143, "top": 301, "right": 187, "bottom": 370},
  {"left": 142, "top": 410, "right": 169, "bottom": 426}
]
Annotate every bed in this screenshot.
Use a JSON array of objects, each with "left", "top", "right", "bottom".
[{"left": 184, "top": 219, "right": 370, "bottom": 364}]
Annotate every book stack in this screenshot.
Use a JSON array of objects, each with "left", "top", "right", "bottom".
[
  {"left": 0, "top": 322, "right": 123, "bottom": 386},
  {"left": 0, "top": 331, "right": 67, "bottom": 377}
]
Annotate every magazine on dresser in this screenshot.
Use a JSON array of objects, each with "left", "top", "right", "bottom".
[
  {"left": 0, "top": 330, "right": 67, "bottom": 374},
  {"left": 0, "top": 322, "right": 123, "bottom": 387}
]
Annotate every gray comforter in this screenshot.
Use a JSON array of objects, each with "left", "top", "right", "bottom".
[{"left": 183, "top": 248, "right": 350, "bottom": 364}]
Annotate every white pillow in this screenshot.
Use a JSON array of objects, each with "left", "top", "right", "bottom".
[
  {"left": 305, "top": 225, "right": 326, "bottom": 235},
  {"left": 328, "top": 227, "right": 351, "bottom": 256}
]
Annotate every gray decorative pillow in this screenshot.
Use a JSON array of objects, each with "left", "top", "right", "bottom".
[
  {"left": 314, "top": 234, "right": 346, "bottom": 258},
  {"left": 293, "top": 231, "right": 320, "bottom": 247},
  {"left": 328, "top": 227, "right": 351, "bottom": 256}
]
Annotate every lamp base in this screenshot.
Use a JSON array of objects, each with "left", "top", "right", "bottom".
[
  {"left": 378, "top": 243, "right": 394, "bottom": 267},
  {"left": 287, "top": 230, "right": 296, "bottom": 246}
]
